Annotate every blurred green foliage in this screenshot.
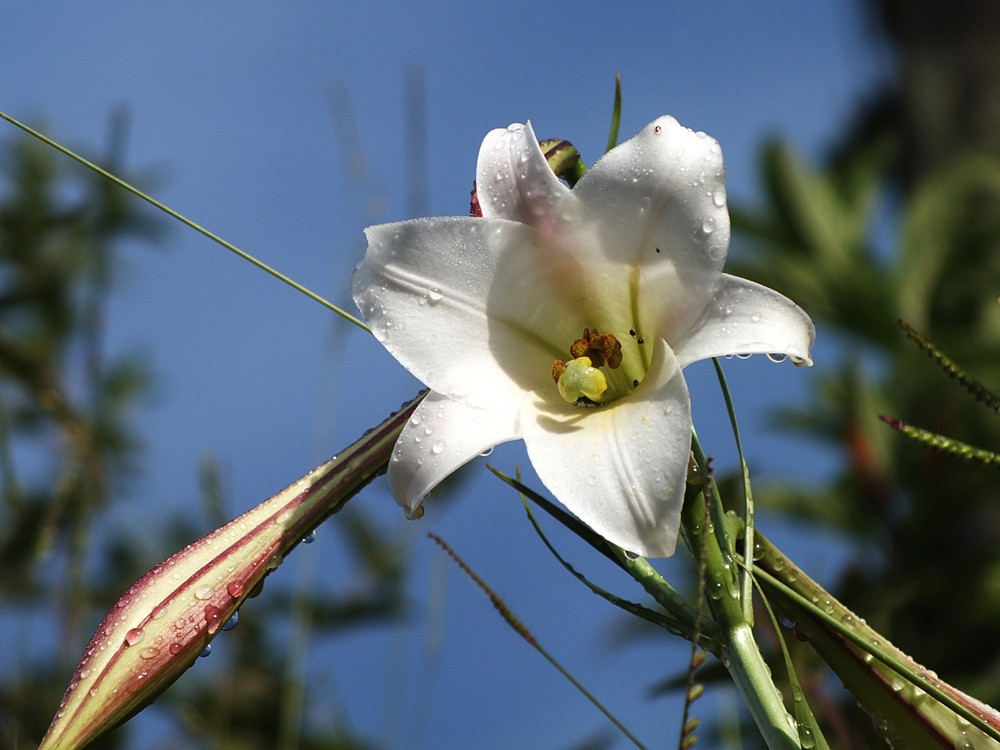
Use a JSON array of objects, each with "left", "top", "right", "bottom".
[
  {"left": 726, "top": 1, "right": 1000, "bottom": 745},
  {"left": 0, "top": 120, "right": 409, "bottom": 750}
]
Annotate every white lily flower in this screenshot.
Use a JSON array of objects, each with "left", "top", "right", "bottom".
[{"left": 353, "top": 116, "right": 814, "bottom": 557}]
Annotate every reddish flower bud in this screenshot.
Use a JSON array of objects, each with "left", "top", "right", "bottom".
[{"left": 38, "top": 393, "right": 424, "bottom": 750}]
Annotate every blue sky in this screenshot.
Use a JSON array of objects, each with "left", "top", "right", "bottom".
[{"left": 3, "top": 4, "right": 887, "bottom": 748}]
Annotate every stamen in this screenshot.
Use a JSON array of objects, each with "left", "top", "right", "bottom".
[{"left": 569, "top": 328, "right": 622, "bottom": 369}]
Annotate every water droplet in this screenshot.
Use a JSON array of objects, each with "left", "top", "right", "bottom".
[
  {"left": 139, "top": 646, "right": 160, "bottom": 660},
  {"left": 638, "top": 196, "right": 651, "bottom": 212},
  {"left": 712, "top": 188, "right": 727, "bottom": 207},
  {"left": 194, "top": 585, "right": 214, "bottom": 601},
  {"left": 797, "top": 724, "right": 816, "bottom": 749},
  {"left": 736, "top": 353, "right": 752, "bottom": 360},
  {"left": 200, "top": 644, "right": 212, "bottom": 658},
  {"left": 479, "top": 446, "right": 494, "bottom": 457},
  {"left": 301, "top": 530, "right": 316, "bottom": 544},
  {"left": 226, "top": 581, "right": 245, "bottom": 599},
  {"left": 125, "top": 628, "right": 145, "bottom": 646},
  {"left": 169, "top": 642, "right": 184, "bottom": 655},
  {"left": 707, "top": 581, "right": 725, "bottom": 600},
  {"left": 427, "top": 288, "right": 443, "bottom": 305},
  {"left": 222, "top": 611, "right": 239, "bottom": 631},
  {"left": 431, "top": 441, "right": 445, "bottom": 455},
  {"left": 205, "top": 605, "right": 224, "bottom": 634},
  {"left": 624, "top": 550, "right": 639, "bottom": 560}
]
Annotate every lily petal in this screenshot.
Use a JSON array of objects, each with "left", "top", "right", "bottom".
[
  {"left": 521, "top": 340, "right": 691, "bottom": 557},
  {"left": 672, "top": 274, "right": 816, "bottom": 367},
  {"left": 572, "top": 116, "right": 731, "bottom": 345},
  {"left": 575, "top": 116, "right": 729, "bottom": 270},
  {"left": 477, "top": 121, "right": 575, "bottom": 232},
  {"left": 388, "top": 391, "right": 521, "bottom": 514},
  {"left": 356, "top": 216, "right": 592, "bottom": 403}
]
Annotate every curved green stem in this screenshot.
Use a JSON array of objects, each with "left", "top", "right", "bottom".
[
  {"left": 0, "top": 111, "right": 369, "bottom": 332},
  {"left": 685, "top": 435, "right": 799, "bottom": 749}
]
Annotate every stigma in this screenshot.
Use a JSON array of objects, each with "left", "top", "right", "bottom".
[{"left": 554, "top": 357, "right": 608, "bottom": 404}]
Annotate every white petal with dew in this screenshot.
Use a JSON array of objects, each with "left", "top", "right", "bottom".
[
  {"left": 356, "top": 215, "right": 600, "bottom": 403},
  {"left": 572, "top": 116, "right": 731, "bottom": 343},
  {"left": 521, "top": 340, "right": 691, "bottom": 558},
  {"left": 477, "top": 121, "right": 573, "bottom": 231},
  {"left": 671, "top": 274, "right": 816, "bottom": 367},
  {"left": 356, "top": 217, "right": 542, "bottom": 408},
  {"left": 388, "top": 391, "right": 522, "bottom": 515}
]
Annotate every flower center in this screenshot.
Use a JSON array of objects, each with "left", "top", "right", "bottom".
[{"left": 552, "top": 328, "right": 629, "bottom": 406}]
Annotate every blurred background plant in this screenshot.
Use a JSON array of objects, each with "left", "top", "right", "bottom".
[
  {"left": 0, "top": 118, "right": 411, "bottom": 750},
  {"left": 723, "top": 0, "right": 1000, "bottom": 745}
]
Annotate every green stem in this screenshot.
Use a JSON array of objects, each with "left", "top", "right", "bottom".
[
  {"left": 0, "top": 111, "right": 369, "bottom": 333},
  {"left": 685, "top": 437, "right": 799, "bottom": 749},
  {"left": 724, "top": 622, "right": 799, "bottom": 748}
]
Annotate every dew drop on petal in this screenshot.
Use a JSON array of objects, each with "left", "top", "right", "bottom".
[
  {"left": 222, "top": 611, "right": 239, "bottom": 631},
  {"left": 712, "top": 188, "right": 727, "bottom": 208},
  {"left": 139, "top": 646, "right": 160, "bottom": 660},
  {"left": 226, "top": 581, "right": 245, "bottom": 599},
  {"left": 479, "top": 446, "right": 494, "bottom": 457},
  {"left": 169, "top": 642, "right": 184, "bottom": 656},
  {"left": 766, "top": 353, "right": 788, "bottom": 363},
  {"left": 200, "top": 644, "right": 212, "bottom": 658},
  {"left": 431, "top": 441, "right": 445, "bottom": 455},
  {"left": 428, "top": 288, "right": 443, "bottom": 305},
  {"left": 125, "top": 628, "right": 144, "bottom": 646},
  {"left": 751, "top": 313, "right": 761, "bottom": 323},
  {"left": 301, "top": 530, "right": 316, "bottom": 544}
]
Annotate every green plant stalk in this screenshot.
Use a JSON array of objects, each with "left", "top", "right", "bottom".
[
  {"left": 712, "top": 357, "right": 756, "bottom": 623},
  {"left": 753, "top": 532, "right": 1000, "bottom": 746},
  {"left": 685, "top": 436, "right": 799, "bottom": 749},
  {"left": 0, "top": 111, "right": 369, "bottom": 333}
]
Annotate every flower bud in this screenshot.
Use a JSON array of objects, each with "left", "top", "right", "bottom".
[{"left": 38, "top": 393, "right": 424, "bottom": 750}]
